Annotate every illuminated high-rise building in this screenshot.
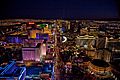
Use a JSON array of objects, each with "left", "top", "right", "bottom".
[
  {"left": 43, "top": 24, "right": 52, "bottom": 34},
  {"left": 29, "top": 30, "right": 40, "bottom": 39},
  {"left": 22, "top": 42, "right": 46, "bottom": 62}
]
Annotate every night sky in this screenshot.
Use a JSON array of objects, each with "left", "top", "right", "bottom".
[{"left": 0, "top": 0, "right": 120, "bottom": 19}]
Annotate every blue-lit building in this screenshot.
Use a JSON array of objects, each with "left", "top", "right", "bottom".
[
  {"left": 6, "top": 35, "right": 28, "bottom": 44},
  {"left": 25, "top": 63, "right": 54, "bottom": 80},
  {"left": 36, "top": 33, "right": 49, "bottom": 40},
  {"left": 41, "top": 63, "right": 54, "bottom": 79},
  {"left": 0, "top": 61, "right": 26, "bottom": 80}
]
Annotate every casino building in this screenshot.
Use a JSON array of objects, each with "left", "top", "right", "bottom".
[{"left": 87, "top": 59, "right": 116, "bottom": 80}]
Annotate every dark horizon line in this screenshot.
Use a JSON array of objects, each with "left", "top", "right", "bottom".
[{"left": 1, "top": 17, "right": 120, "bottom": 21}]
